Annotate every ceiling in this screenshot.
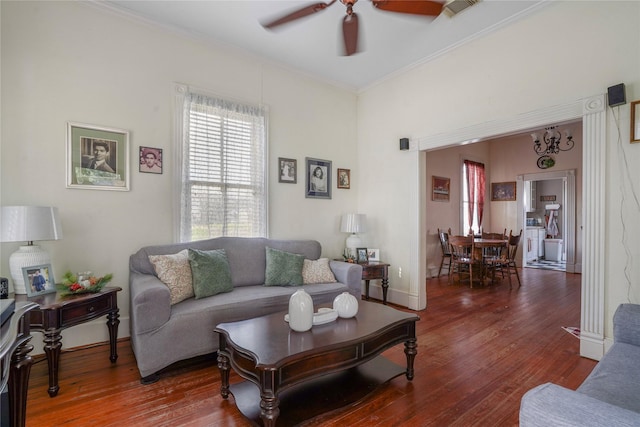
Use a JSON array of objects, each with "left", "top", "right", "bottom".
[{"left": 102, "top": 0, "right": 547, "bottom": 91}]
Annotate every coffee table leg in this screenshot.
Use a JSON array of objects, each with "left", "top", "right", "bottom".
[
  {"left": 260, "top": 393, "right": 280, "bottom": 427},
  {"left": 404, "top": 338, "right": 417, "bottom": 380},
  {"left": 217, "top": 353, "right": 230, "bottom": 399}
]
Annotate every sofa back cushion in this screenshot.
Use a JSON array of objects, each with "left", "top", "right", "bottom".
[{"left": 130, "top": 237, "right": 322, "bottom": 287}]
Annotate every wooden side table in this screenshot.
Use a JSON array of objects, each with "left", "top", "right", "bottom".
[
  {"left": 16, "top": 286, "right": 121, "bottom": 397},
  {"left": 360, "top": 262, "right": 390, "bottom": 305}
]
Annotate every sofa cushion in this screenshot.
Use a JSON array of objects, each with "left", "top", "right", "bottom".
[
  {"left": 188, "top": 248, "right": 233, "bottom": 299},
  {"left": 264, "top": 247, "right": 304, "bottom": 286},
  {"left": 302, "top": 258, "right": 337, "bottom": 284},
  {"left": 148, "top": 249, "right": 194, "bottom": 305}
]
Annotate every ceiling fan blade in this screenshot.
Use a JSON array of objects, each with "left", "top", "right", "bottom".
[
  {"left": 371, "top": 0, "right": 444, "bottom": 16},
  {"left": 342, "top": 12, "right": 359, "bottom": 56},
  {"left": 262, "top": 1, "right": 337, "bottom": 29}
]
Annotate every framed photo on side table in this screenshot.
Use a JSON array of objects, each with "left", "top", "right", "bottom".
[
  {"left": 367, "top": 248, "right": 380, "bottom": 262},
  {"left": 23, "top": 264, "right": 56, "bottom": 297},
  {"left": 67, "top": 122, "right": 130, "bottom": 191},
  {"left": 356, "top": 248, "right": 369, "bottom": 264},
  {"left": 305, "top": 157, "right": 332, "bottom": 199}
]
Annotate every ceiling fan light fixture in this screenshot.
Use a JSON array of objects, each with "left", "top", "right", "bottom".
[{"left": 442, "top": 0, "right": 480, "bottom": 17}]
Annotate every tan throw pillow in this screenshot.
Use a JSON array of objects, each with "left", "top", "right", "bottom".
[
  {"left": 302, "top": 258, "right": 337, "bottom": 284},
  {"left": 149, "top": 249, "right": 194, "bottom": 305}
]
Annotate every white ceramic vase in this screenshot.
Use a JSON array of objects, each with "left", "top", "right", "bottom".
[
  {"left": 288, "top": 289, "right": 314, "bottom": 332},
  {"left": 333, "top": 292, "right": 359, "bottom": 318}
]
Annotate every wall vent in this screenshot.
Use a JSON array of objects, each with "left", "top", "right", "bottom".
[{"left": 443, "top": 0, "right": 480, "bottom": 17}]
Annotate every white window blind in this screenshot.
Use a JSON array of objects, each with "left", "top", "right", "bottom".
[{"left": 180, "top": 92, "right": 267, "bottom": 242}]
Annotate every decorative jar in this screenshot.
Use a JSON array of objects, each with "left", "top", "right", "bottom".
[
  {"left": 333, "top": 292, "right": 358, "bottom": 318},
  {"left": 288, "top": 289, "right": 313, "bottom": 332}
]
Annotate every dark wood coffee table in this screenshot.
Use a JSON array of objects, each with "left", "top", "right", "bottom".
[{"left": 214, "top": 300, "right": 419, "bottom": 426}]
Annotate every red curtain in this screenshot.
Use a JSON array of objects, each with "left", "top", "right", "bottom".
[{"left": 464, "top": 160, "right": 485, "bottom": 233}]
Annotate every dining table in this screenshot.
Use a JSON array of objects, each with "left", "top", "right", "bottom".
[{"left": 473, "top": 238, "right": 508, "bottom": 284}]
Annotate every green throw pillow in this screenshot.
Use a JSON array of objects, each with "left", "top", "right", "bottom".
[
  {"left": 264, "top": 247, "right": 305, "bottom": 286},
  {"left": 188, "top": 248, "right": 233, "bottom": 299}
]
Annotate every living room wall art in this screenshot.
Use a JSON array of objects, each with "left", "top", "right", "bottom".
[
  {"left": 278, "top": 157, "right": 297, "bottom": 183},
  {"left": 66, "top": 122, "right": 130, "bottom": 191},
  {"left": 432, "top": 176, "right": 450, "bottom": 202},
  {"left": 631, "top": 100, "right": 640, "bottom": 143},
  {"left": 491, "top": 181, "right": 517, "bottom": 201},
  {"left": 305, "top": 157, "right": 332, "bottom": 199},
  {"left": 337, "top": 168, "right": 350, "bottom": 189},
  {"left": 139, "top": 146, "right": 163, "bottom": 174}
]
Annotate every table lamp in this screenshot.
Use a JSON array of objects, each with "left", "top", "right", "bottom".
[
  {"left": 1, "top": 206, "right": 63, "bottom": 294},
  {"left": 340, "top": 213, "right": 366, "bottom": 259}
]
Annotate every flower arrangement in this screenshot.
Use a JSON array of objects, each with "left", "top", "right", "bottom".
[{"left": 59, "top": 271, "right": 113, "bottom": 296}]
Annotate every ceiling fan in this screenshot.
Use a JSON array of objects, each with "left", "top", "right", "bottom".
[{"left": 261, "top": 0, "right": 445, "bottom": 56}]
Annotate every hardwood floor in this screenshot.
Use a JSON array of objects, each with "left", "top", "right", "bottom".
[{"left": 24, "top": 268, "right": 595, "bottom": 426}]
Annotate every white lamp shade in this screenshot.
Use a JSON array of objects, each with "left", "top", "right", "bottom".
[
  {"left": 340, "top": 214, "right": 366, "bottom": 234},
  {"left": 1, "top": 206, "right": 63, "bottom": 242}
]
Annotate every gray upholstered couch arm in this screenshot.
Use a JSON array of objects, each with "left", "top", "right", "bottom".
[
  {"left": 614, "top": 303, "right": 640, "bottom": 347},
  {"left": 129, "top": 271, "right": 172, "bottom": 334},
  {"left": 330, "top": 261, "right": 363, "bottom": 298},
  {"left": 520, "top": 383, "right": 640, "bottom": 427}
]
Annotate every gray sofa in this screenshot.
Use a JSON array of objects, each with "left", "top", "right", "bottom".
[
  {"left": 129, "top": 237, "right": 362, "bottom": 383},
  {"left": 520, "top": 303, "right": 640, "bottom": 426}
]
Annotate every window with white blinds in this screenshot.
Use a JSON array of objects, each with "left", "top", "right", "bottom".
[{"left": 179, "top": 92, "right": 267, "bottom": 242}]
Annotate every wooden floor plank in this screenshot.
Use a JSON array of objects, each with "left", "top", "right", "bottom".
[{"left": 24, "top": 267, "right": 594, "bottom": 426}]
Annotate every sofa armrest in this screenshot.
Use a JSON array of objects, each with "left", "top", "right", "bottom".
[
  {"left": 520, "top": 383, "right": 640, "bottom": 427},
  {"left": 613, "top": 303, "right": 640, "bottom": 346},
  {"left": 129, "top": 271, "right": 172, "bottom": 334},
  {"left": 330, "top": 261, "right": 363, "bottom": 299}
]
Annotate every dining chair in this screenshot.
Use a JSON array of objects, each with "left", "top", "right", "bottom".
[
  {"left": 437, "top": 228, "right": 452, "bottom": 277},
  {"left": 448, "top": 235, "right": 482, "bottom": 288},
  {"left": 487, "top": 229, "right": 522, "bottom": 288}
]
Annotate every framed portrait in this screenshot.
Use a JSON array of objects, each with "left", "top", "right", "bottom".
[
  {"left": 631, "top": 100, "right": 640, "bottom": 143},
  {"left": 367, "top": 248, "right": 380, "bottom": 262},
  {"left": 23, "top": 264, "right": 56, "bottom": 297},
  {"left": 491, "top": 181, "right": 517, "bottom": 201},
  {"left": 278, "top": 157, "right": 297, "bottom": 183},
  {"left": 66, "top": 122, "right": 130, "bottom": 191},
  {"left": 432, "top": 176, "right": 450, "bottom": 202},
  {"left": 139, "top": 146, "right": 163, "bottom": 174},
  {"left": 356, "top": 248, "right": 369, "bottom": 264},
  {"left": 337, "top": 168, "right": 350, "bottom": 189},
  {"left": 305, "top": 157, "right": 332, "bottom": 199}
]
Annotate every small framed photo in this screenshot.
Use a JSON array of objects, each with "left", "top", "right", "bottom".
[
  {"left": 337, "top": 168, "right": 350, "bottom": 189},
  {"left": 66, "top": 122, "right": 130, "bottom": 191},
  {"left": 23, "top": 264, "right": 56, "bottom": 297},
  {"left": 367, "top": 248, "right": 380, "bottom": 262},
  {"left": 432, "top": 176, "right": 450, "bottom": 202},
  {"left": 631, "top": 100, "right": 640, "bottom": 143},
  {"left": 305, "top": 157, "right": 332, "bottom": 199},
  {"left": 356, "top": 248, "right": 369, "bottom": 264},
  {"left": 491, "top": 181, "right": 517, "bottom": 201},
  {"left": 139, "top": 146, "right": 163, "bottom": 174},
  {"left": 278, "top": 158, "right": 297, "bottom": 183}
]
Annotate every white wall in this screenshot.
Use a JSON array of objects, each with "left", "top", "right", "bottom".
[
  {"left": 0, "top": 1, "right": 358, "bottom": 353},
  {"left": 357, "top": 0, "right": 640, "bottom": 339}
]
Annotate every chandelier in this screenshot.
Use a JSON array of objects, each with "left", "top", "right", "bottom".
[{"left": 531, "top": 126, "right": 574, "bottom": 156}]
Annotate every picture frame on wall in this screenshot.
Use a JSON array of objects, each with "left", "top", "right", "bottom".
[
  {"left": 305, "top": 157, "right": 332, "bottom": 199},
  {"left": 491, "top": 181, "right": 517, "bottom": 201},
  {"left": 66, "top": 122, "right": 130, "bottom": 191},
  {"left": 432, "top": 176, "right": 450, "bottom": 202},
  {"left": 278, "top": 157, "right": 297, "bottom": 183},
  {"left": 337, "top": 168, "right": 350, "bottom": 189},
  {"left": 139, "top": 146, "right": 163, "bottom": 174},
  {"left": 23, "top": 264, "right": 56, "bottom": 297},
  {"left": 631, "top": 100, "right": 640, "bottom": 143}
]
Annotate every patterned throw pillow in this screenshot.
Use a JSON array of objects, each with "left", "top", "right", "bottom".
[
  {"left": 264, "top": 247, "right": 305, "bottom": 286},
  {"left": 148, "top": 249, "right": 194, "bottom": 305},
  {"left": 302, "top": 258, "right": 337, "bottom": 284},
  {"left": 188, "top": 248, "right": 234, "bottom": 299}
]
